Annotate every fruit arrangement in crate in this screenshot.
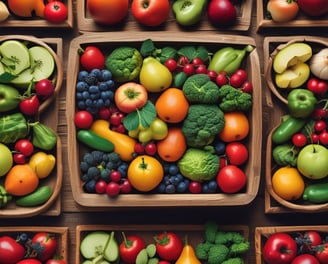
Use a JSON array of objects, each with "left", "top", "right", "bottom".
[
  {"left": 76, "top": 221, "right": 250, "bottom": 264},
  {"left": 0, "top": 0, "right": 72, "bottom": 28},
  {"left": 264, "top": 36, "right": 328, "bottom": 212},
  {"left": 256, "top": 0, "right": 328, "bottom": 31},
  {"left": 66, "top": 32, "right": 261, "bottom": 208},
  {"left": 0, "top": 226, "right": 68, "bottom": 264},
  {"left": 256, "top": 226, "right": 328, "bottom": 264},
  {"left": 0, "top": 36, "right": 63, "bottom": 218}
]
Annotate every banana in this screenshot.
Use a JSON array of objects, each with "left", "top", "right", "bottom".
[{"left": 0, "top": 2, "right": 9, "bottom": 22}]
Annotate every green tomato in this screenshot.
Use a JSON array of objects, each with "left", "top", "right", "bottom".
[
  {"left": 0, "top": 84, "right": 20, "bottom": 112},
  {"left": 0, "top": 143, "right": 13, "bottom": 177},
  {"left": 150, "top": 118, "right": 168, "bottom": 140},
  {"left": 172, "top": 0, "right": 207, "bottom": 26}
]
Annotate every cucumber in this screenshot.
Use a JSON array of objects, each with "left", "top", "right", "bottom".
[
  {"left": 303, "top": 182, "right": 328, "bottom": 203},
  {"left": 15, "top": 185, "right": 52, "bottom": 207},
  {"left": 77, "top": 129, "right": 115, "bottom": 152},
  {"left": 80, "top": 231, "right": 119, "bottom": 263}
]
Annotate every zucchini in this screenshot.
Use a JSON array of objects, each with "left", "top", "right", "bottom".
[
  {"left": 303, "top": 182, "right": 328, "bottom": 204},
  {"left": 15, "top": 186, "right": 52, "bottom": 207},
  {"left": 77, "top": 129, "right": 115, "bottom": 152},
  {"left": 272, "top": 116, "right": 306, "bottom": 144}
]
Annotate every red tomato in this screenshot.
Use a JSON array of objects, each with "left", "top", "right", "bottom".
[
  {"left": 131, "top": 0, "right": 170, "bottom": 27},
  {"left": 307, "top": 77, "right": 328, "bottom": 95},
  {"left": 35, "top": 79, "right": 55, "bottom": 100},
  {"left": 291, "top": 254, "right": 320, "bottom": 264},
  {"left": 315, "top": 243, "right": 328, "bottom": 264},
  {"left": 87, "top": 0, "right": 129, "bottom": 25},
  {"left": 225, "top": 142, "right": 248, "bottom": 165},
  {"left": 19, "top": 95, "right": 40, "bottom": 116},
  {"left": 297, "top": 0, "right": 328, "bottom": 16},
  {"left": 114, "top": 82, "right": 148, "bottom": 113},
  {"left": 154, "top": 232, "right": 183, "bottom": 261},
  {"left": 79, "top": 46, "right": 105, "bottom": 71},
  {"left": 16, "top": 259, "right": 42, "bottom": 264},
  {"left": 31, "top": 232, "right": 57, "bottom": 261},
  {"left": 302, "top": 231, "right": 322, "bottom": 252},
  {"left": 14, "top": 139, "right": 34, "bottom": 157},
  {"left": 0, "top": 236, "right": 25, "bottom": 264},
  {"left": 74, "top": 110, "right": 94, "bottom": 129},
  {"left": 266, "top": 0, "right": 299, "bottom": 22},
  {"left": 229, "top": 69, "right": 248, "bottom": 88},
  {"left": 262, "top": 232, "right": 297, "bottom": 264},
  {"left": 292, "top": 133, "right": 308, "bottom": 147},
  {"left": 119, "top": 234, "right": 146, "bottom": 264},
  {"left": 44, "top": 1, "right": 68, "bottom": 23},
  {"left": 207, "top": 0, "right": 237, "bottom": 27},
  {"left": 46, "top": 259, "right": 67, "bottom": 264},
  {"left": 216, "top": 165, "right": 247, "bottom": 193}
]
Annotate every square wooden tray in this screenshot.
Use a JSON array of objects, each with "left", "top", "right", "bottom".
[
  {"left": 66, "top": 31, "right": 262, "bottom": 209},
  {"left": 0, "top": 1, "right": 73, "bottom": 28},
  {"left": 256, "top": 0, "right": 328, "bottom": 32},
  {"left": 76, "top": 224, "right": 249, "bottom": 264},
  {"left": 0, "top": 37, "right": 64, "bottom": 218},
  {"left": 77, "top": 0, "right": 252, "bottom": 32},
  {"left": 255, "top": 226, "right": 328, "bottom": 263},
  {"left": 263, "top": 36, "right": 328, "bottom": 213},
  {"left": 0, "top": 226, "right": 68, "bottom": 262}
]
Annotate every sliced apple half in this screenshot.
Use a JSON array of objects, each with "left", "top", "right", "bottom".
[
  {"left": 275, "top": 62, "right": 310, "bottom": 89},
  {"left": 0, "top": 40, "right": 30, "bottom": 75},
  {"left": 273, "top": 43, "right": 312, "bottom": 74}
]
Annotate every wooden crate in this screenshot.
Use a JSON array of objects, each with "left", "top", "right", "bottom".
[
  {"left": 66, "top": 32, "right": 262, "bottom": 209},
  {"left": 0, "top": 226, "right": 68, "bottom": 262},
  {"left": 0, "top": 1, "right": 73, "bottom": 28},
  {"left": 255, "top": 226, "right": 328, "bottom": 263},
  {"left": 256, "top": 0, "right": 328, "bottom": 32},
  {"left": 0, "top": 36, "right": 64, "bottom": 218},
  {"left": 263, "top": 36, "right": 328, "bottom": 213},
  {"left": 77, "top": 0, "right": 252, "bottom": 32},
  {"left": 76, "top": 224, "right": 249, "bottom": 264}
]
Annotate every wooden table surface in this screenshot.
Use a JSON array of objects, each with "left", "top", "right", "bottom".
[{"left": 1, "top": 1, "right": 328, "bottom": 264}]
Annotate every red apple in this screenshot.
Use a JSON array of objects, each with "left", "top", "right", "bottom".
[
  {"left": 114, "top": 82, "right": 148, "bottom": 113},
  {"left": 297, "top": 0, "right": 328, "bottom": 16},
  {"left": 207, "top": 0, "right": 237, "bottom": 27}
]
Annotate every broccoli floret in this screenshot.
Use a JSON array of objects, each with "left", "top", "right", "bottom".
[
  {"left": 205, "top": 221, "right": 219, "bottom": 243},
  {"left": 182, "top": 74, "right": 220, "bottom": 103},
  {"left": 218, "top": 85, "right": 252, "bottom": 112},
  {"left": 182, "top": 104, "right": 225, "bottom": 147},
  {"left": 221, "top": 257, "right": 244, "bottom": 264},
  {"left": 215, "top": 231, "right": 230, "bottom": 245},
  {"left": 195, "top": 241, "right": 213, "bottom": 260},
  {"left": 105, "top": 47, "right": 142, "bottom": 82},
  {"left": 229, "top": 242, "right": 250, "bottom": 256},
  {"left": 208, "top": 244, "right": 229, "bottom": 264}
]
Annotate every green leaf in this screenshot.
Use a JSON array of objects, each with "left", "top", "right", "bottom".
[
  {"left": 0, "top": 72, "right": 16, "bottom": 82},
  {"left": 177, "top": 46, "right": 197, "bottom": 61},
  {"left": 156, "top": 46, "right": 177, "bottom": 63},
  {"left": 196, "top": 46, "right": 210, "bottom": 62},
  {"left": 123, "top": 101, "right": 157, "bottom": 131},
  {"left": 140, "top": 39, "right": 156, "bottom": 57}
]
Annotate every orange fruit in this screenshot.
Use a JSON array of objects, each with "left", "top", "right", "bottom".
[
  {"left": 272, "top": 166, "right": 305, "bottom": 201},
  {"left": 4, "top": 164, "right": 39, "bottom": 196},
  {"left": 219, "top": 111, "right": 249, "bottom": 142},
  {"left": 155, "top": 88, "right": 189, "bottom": 123},
  {"left": 157, "top": 127, "right": 187, "bottom": 162}
]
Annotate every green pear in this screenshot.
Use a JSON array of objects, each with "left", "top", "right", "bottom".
[
  {"left": 273, "top": 42, "right": 312, "bottom": 74},
  {"left": 139, "top": 57, "right": 172, "bottom": 92}
]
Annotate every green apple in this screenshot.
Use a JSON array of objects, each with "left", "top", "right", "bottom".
[
  {"left": 0, "top": 84, "right": 20, "bottom": 112},
  {"left": 0, "top": 143, "right": 13, "bottom": 177},
  {"left": 275, "top": 62, "right": 310, "bottom": 89},
  {"left": 172, "top": 0, "right": 207, "bottom": 26},
  {"left": 10, "top": 45, "right": 55, "bottom": 88},
  {"left": 297, "top": 144, "right": 328, "bottom": 179},
  {"left": 273, "top": 42, "right": 312, "bottom": 74},
  {"left": 0, "top": 40, "right": 30, "bottom": 75}
]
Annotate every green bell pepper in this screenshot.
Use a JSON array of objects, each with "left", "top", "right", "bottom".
[
  {"left": 172, "top": 0, "right": 207, "bottom": 26},
  {"left": 287, "top": 89, "right": 317, "bottom": 118}
]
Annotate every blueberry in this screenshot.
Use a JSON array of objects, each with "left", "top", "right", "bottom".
[
  {"left": 101, "top": 69, "right": 112, "bottom": 81},
  {"left": 177, "top": 181, "right": 188, "bottom": 193},
  {"left": 165, "top": 184, "right": 176, "bottom": 194},
  {"left": 84, "top": 180, "right": 97, "bottom": 193},
  {"left": 77, "top": 70, "right": 88, "bottom": 81},
  {"left": 168, "top": 164, "right": 179, "bottom": 175}
]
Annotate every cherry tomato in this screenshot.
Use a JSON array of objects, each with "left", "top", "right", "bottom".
[
  {"left": 14, "top": 139, "right": 34, "bottom": 157},
  {"left": 311, "top": 133, "right": 320, "bottom": 144},
  {"left": 241, "top": 81, "right": 253, "bottom": 93},
  {"left": 45, "top": 259, "right": 67, "bottom": 264},
  {"left": 31, "top": 232, "right": 57, "bottom": 261},
  {"left": 195, "top": 64, "right": 208, "bottom": 74},
  {"left": 19, "top": 95, "right": 40, "bottom": 115},
  {"left": 319, "top": 131, "right": 328, "bottom": 145},
  {"left": 192, "top": 57, "right": 204, "bottom": 66},
  {"left": 315, "top": 243, "right": 328, "bottom": 264},
  {"left": 183, "top": 64, "right": 195, "bottom": 76},
  {"left": 106, "top": 181, "right": 121, "bottom": 197},
  {"left": 165, "top": 59, "right": 178, "bottom": 72},
  {"left": 216, "top": 73, "right": 228, "bottom": 86},
  {"left": 312, "top": 108, "right": 328, "bottom": 119},
  {"left": 95, "top": 180, "right": 107, "bottom": 194},
  {"left": 225, "top": 142, "right": 248, "bottom": 165},
  {"left": 154, "top": 232, "right": 183, "bottom": 261},
  {"left": 314, "top": 120, "right": 327, "bottom": 132},
  {"left": 207, "top": 70, "right": 217, "bottom": 82},
  {"left": 302, "top": 231, "right": 322, "bottom": 252},
  {"left": 188, "top": 181, "right": 202, "bottom": 193},
  {"left": 291, "top": 254, "right": 320, "bottom": 264},
  {"left": 262, "top": 232, "right": 297, "bottom": 264},
  {"left": 144, "top": 142, "right": 157, "bottom": 156},
  {"left": 119, "top": 234, "right": 146, "bottom": 264},
  {"left": 13, "top": 153, "right": 26, "bottom": 164},
  {"left": 35, "top": 79, "right": 55, "bottom": 100},
  {"left": 79, "top": 46, "right": 105, "bottom": 71},
  {"left": 44, "top": 1, "right": 68, "bottom": 23},
  {"left": 307, "top": 77, "right": 328, "bottom": 95},
  {"left": 178, "top": 56, "right": 189, "bottom": 66},
  {"left": 16, "top": 259, "right": 42, "bottom": 264},
  {"left": 292, "top": 133, "right": 308, "bottom": 147},
  {"left": 0, "top": 236, "right": 25, "bottom": 264},
  {"left": 229, "top": 69, "right": 248, "bottom": 88},
  {"left": 74, "top": 110, "right": 94, "bottom": 129},
  {"left": 216, "top": 165, "right": 247, "bottom": 193}
]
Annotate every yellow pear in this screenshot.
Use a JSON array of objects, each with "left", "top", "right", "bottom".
[{"left": 139, "top": 57, "right": 172, "bottom": 93}]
